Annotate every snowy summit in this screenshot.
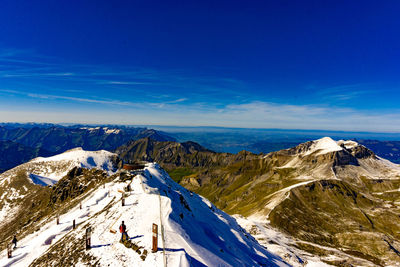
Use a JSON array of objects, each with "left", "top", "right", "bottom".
[
  {"left": 27, "top": 148, "right": 119, "bottom": 185},
  {"left": 304, "top": 137, "right": 343, "bottom": 156}
]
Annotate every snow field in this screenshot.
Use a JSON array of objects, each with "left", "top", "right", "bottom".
[{"left": 30, "top": 148, "right": 117, "bottom": 180}]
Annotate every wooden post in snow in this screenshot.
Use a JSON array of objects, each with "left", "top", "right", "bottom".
[
  {"left": 56, "top": 216, "right": 60, "bottom": 225},
  {"left": 122, "top": 197, "right": 125, "bottom": 206},
  {"left": 80, "top": 202, "right": 82, "bottom": 209},
  {"left": 7, "top": 243, "right": 12, "bottom": 258},
  {"left": 152, "top": 223, "right": 158, "bottom": 253},
  {"left": 85, "top": 227, "right": 92, "bottom": 249},
  {"left": 73, "top": 219, "right": 76, "bottom": 229}
]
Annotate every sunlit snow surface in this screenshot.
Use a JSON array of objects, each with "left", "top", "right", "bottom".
[
  {"left": 0, "top": 163, "right": 289, "bottom": 267},
  {"left": 27, "top": 148, "right": 117, "bottom": 184},
  {"left": 304, "top": 137, "right": 343, "bottom": 156}
]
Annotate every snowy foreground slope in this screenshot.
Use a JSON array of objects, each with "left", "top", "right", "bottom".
[
  {"left": 0, "top": 148, "right": 119, "bottom": 230},
  {"left": 0, "top": 162, "right": 289, "bottom": 266}
]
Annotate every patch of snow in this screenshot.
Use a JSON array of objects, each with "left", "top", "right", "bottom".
[
  {"left": 377, "top": 156, "right": 400, "bottom": 172},
  {"left": 234, "top": 215, "right": 332, "bottom": 267},
  {"left": 337, "top": 140, "right": 358, "bottom": 149},
  {"left": 80, "top": 127, "right": 121, "bottom": 134},
  {"left": 265, "top": 179, "right": 317, "bottom": 217},
  {"left": 29, "top": 174, "right": 58, "bottom": 186},
  {"left": 104, "top": 128, "right": 121, "bottom": 134}
]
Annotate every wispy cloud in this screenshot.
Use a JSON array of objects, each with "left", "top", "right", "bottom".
[
  {"left": 103, "top": 81, "right": 153, "bottom": 85},
  {"left": 26, "top": 92, "right": 145, "bottom": 107},
  {"left": 0, "top": 53, "right": 245, "bottom": 102},
  {"left": 313, "top": 83, "right": 374, "bottom": 102},
  {"left": 0, "top": 89, "right": 184, "bottom": 110},
  {"left": 2, "top": 72, "right": 75, "bottom": 78},
  {"left": 2, "top": 99, "right": 400, "bottom": 132},
  {"left": 1, "top": 48, "right": 399, "bottom": 132}
]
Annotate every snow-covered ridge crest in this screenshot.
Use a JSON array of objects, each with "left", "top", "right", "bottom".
[
  {"left": 80, "top": 126, "right": 121, "bottom": 134},
  {"left": 27, "top": 148, "right": 118, "bottom": 184}
]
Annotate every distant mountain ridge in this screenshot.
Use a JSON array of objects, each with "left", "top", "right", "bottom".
[
  {"left": 0, "top": 140, "right": 52, "bottom": 173},
  {"left": 0, "top": 124, "right": 175, "bottom": 173}
]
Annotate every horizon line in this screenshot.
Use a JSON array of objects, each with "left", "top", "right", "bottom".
[{"left": 1, "top": 121, "right": 400, "bottom": 135}]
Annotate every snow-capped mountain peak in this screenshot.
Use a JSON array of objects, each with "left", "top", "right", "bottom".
[{"left": 303, "top": 137, "right": 343, "bottom": 156}]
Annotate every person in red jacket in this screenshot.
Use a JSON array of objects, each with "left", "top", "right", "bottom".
[{"left": 119, "top": 221, "right": 128, "bottom": 242}]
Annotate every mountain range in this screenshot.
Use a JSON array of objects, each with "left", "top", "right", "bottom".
[
  {"left": 1, "top": 125, "right": 400, "bottom": 266},
  {"left": 0, "top": 124, "right": 174, "bottom": 173},
  {"left": 115, "top": 137, "right": 400, "bottom": 266}
]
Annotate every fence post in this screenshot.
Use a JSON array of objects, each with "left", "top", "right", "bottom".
[
  {"left": 80, "top": 202, "right": 82, "bottom": 209},
  {"left": 152, "top": 223, "right": 158, "bottom": 253},
  {"left": 122, "top": 197, "right": 125, "bottom": 206},
  {"left": 7, "top": 243, "right": 12, "bottom": 258},
  {"left": 73, "top": 219, "right": 76, "bottom": 229},
  {"left": 57, "top": 216, "right": 60, "bottom": 225},
  {"left": 86, "top": 227, "right": 92, "bottom": 249}
]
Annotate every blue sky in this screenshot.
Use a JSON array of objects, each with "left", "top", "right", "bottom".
[{"left": 1, "top": 0, "right": 400, "bottom": 131}]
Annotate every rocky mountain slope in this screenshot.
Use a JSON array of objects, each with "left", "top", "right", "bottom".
[
  {"left": 0, "top": 151, "right": 289, "bottom": 266},
  {"left": 357, "top": 139, "right": 400, "bottom": 164},
  {"left": 116, "top": 137, "right": 400, "bottom": 266},
  {"left": 0, "top": 148, "right": 121, "bottom": 246}
]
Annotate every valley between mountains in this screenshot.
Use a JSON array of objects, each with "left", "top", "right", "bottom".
[{"left": 0, "top": 136, "right": 399, "bottom": 266}]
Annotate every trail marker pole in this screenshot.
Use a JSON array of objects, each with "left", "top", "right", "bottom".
[
  {"left": 86, "top": 227, "right": 92, "bottom": 249},
  {"left": 73, "top": 219, "right": 76, "bottom": 229},
  {"left": 152, "top": 223, "right": 158, "bottom": 253},
  {"left": 7, "top": 243, "right": 12, "bottom": 258}
]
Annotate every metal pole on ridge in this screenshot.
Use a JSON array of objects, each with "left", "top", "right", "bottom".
[
  {"left": 152, "top": 223, "right": 158, "bottom": 253},
  {"left": 86, "top": 227, "right": 92, "bottom": 249},
  {"left": 7, "top": 243, "right": 12, "bottom": 258}
]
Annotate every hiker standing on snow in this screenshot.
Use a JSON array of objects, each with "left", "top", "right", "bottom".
[
  {"left": 12, "top": 235, "right": 17, "bottom": 249},
  {"left": 119, "top": 221, "right": 128, "bottom": 242}
]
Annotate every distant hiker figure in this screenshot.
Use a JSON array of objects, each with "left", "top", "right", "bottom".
[
  {"left": 12, "top": 235, "right": 17, "bottom": 249},
  {"left": 119, "top": 221, "right": 128, "bottom": 242}
]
